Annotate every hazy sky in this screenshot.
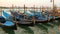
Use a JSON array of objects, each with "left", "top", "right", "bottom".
[{"left": 0, "top": 0, "right": 60, "bottom": 7}]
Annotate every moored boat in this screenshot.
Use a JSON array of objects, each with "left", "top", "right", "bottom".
[{"left": 0, "top": 10, "right": 17, "bottom": 30}]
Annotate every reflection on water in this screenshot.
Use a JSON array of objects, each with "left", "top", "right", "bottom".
[
  {"left": 35, "top": 20, "right": 60, "bottom": 34},
  {"left": 18, "top": 25, "right": 34, "bottom": 34},
  {"left": 2, "top": 28, "right": 15, "bottom": 34}
]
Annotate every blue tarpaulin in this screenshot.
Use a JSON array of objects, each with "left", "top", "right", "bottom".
[
  {"left": 2, "top": 10, "right": 12, "bottom": 21},
  {"left": 2, "top": 21, "right": 14, "bottom": 26},
  {"left": 11, "top": 12, "right": 24, "bottom": 20}
]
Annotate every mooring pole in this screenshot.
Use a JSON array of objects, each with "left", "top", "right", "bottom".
[
  {"left": 48, "top": 14, "right": 50, "bottom": 21},
  {"left": 40, "top": 6, "right": 41, "bottom": 12},
  {"left": 33, "top": 5, "right": 35, "bottom": 24},
  {"left": 25, "top": 6, "right": 27, "bottom": 19},
  {"left": 53, "top": 0, "right": 55, "bottom": 20},
  {"left": 50, "top": 0, "right": 54, "bottom": 11},
  {"left": 24, "top": 4, "right": 26, "bottom": 20},
  {"left": 12, "top": 4, "right": 14, "bottom": 11}
]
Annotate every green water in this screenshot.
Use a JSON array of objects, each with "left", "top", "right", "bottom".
[{"left": 0, "top": 20, "right": 60, "bottom": 34}]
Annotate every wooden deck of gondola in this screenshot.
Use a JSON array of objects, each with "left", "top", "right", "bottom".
[
  {"left": 14, "top": 19, "right": 34, "bottom": 26},
  {"left": 34, "top": 20, "right": 48, "bottom": 23},
  {"left": 17, "top": 19, "right": 49, "bottom": 24}
]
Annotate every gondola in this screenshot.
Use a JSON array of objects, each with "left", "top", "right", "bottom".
[
  {"left": 11, "top": 10, "right": 52, "bottom": 23},
  {"left": 44, "top": 11, "right": 53, "bottom": 21},
  {"left": 45, "top": 11, "right": 59, "bottom": 20},
  {"left": 0, "top": 10, "right": 17, "bottom": 30},
  {"left": 30, "top": 11, "right": 49, "bottom": 23},
  {"left": 11, "top": 11, "right": 34, "bottom": 26}
]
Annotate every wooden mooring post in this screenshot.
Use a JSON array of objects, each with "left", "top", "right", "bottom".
[
  {"left": 48, "top": 15, "right": 50, "bottom": 21},
  {"left": 24, "top": 4, "right": 26, "bottom": 20},
  {"left": 33, "top": 5, "right": 35, "bottom": 24}
]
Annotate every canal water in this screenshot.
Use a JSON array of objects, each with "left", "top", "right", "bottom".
[
  {"left": 0, "top": 10, "right": 60, "bottom": 34},
  {"left": 0, "top": 20, "right": 60, "bottom": 34}
]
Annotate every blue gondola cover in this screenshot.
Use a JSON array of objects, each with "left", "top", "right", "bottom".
[
  {"left": 2, "top": 21, "right": 14, "bottom": 26},
  {"left": 2, "top": 10, "right": 12, "bottom": 21}
]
